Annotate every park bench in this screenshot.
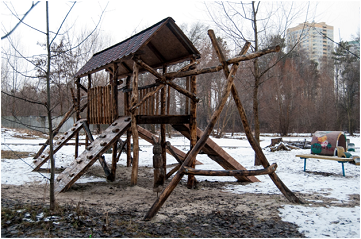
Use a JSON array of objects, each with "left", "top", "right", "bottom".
[{"left": 296, "top": 154, "right": 355, "bottom": 176}]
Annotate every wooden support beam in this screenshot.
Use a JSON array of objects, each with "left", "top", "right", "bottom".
[
  {"left": 231, "top": 84, "right": 303, "bottom": 203},
  {"left": 227, "top": 45, "right": 281, "bottom": 64},
  {"left": 130, "top": 62, "right": 140, "bottom": 185},
  {"left": 185, "top": 77, "right": 189, "bottom": 114},
  {"left": 78, "top": 83, "right": 88, "bottom": 93},
  {"left": 144, "top": 63, "right": 240, "bottom": 220},
  {"left": 75, "top": 78, "right": 81, "bottom": 159},
  {"left": 136, "top": 115, "right": 190, "bottom": 124},
  {"left": 124, "top": 76, "right": 132, "bottom": 167},
  {"left": 116, "top": 139, "right": 126, "bottom": 162},
  {"left": 184, "top": 163, "right": 277, "bottom": 176},
  {"left": 165, "top": 142, "right": 183, "bottom": 164},
  {"left": 121, "top": 62, "right": 132, "bottom": 73},
  {"left": 161, "top": 65, "right": 167, "bottom": 175},
  {"left": 165, "top": 45, "right": 280, "bottom": 79},
  {"left": 121, "top": 82, "right": 160, "bottom": 93},
  {"left": 147, "top": 41, "right": 166, "bottom": 62},
  {"left": 132, "top": 56, "right": 199, "bottom": 103},
  {"left": 166, "top": 164, "right": 181, "bottom": 179},
  {"left": 109, "top": 142, "right": 117, "bottom": 182},
  {"left": 86, "top": 74, "right": 91, "bottom": 147},
  {"left": 168, "top": 65, "right": 224, "bottom": 79},
  {"left": 112, "top": 63, "right": 119, "bottom": 121},
  {"left": 187, "top": 57, "right": 197, "bottom": 189}
]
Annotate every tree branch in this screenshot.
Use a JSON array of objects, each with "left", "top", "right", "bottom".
[{"left": 1, "top": 1, "right": 43, "bottom": 39}]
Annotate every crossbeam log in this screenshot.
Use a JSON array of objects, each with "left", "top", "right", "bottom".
[
  {"left": 183, "top": 163, "right": 277, "bottom": 176},
  {"left": 165, "top": 45, "right": 280, "bottom": 79},
  {"left": 132, "top": 57, "right": 199, "bottom": 103}
]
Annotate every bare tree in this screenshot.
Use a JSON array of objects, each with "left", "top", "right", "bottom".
[{"left": 1, "top": 1, "right": 108, "bottom": 210}]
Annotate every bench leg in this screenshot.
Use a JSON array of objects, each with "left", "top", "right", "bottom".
[
  {"left": 338, "top": 161, "right": 346, "bottom": 177},
  {"left": 303, "top": 158, "right": 307, "bottom": 172}
]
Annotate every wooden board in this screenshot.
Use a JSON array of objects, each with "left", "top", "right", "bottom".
[
  {"left": 296, "top": 154, "right": 354, "bottom": 162},
  {"left": 55, "top": 117, "right": 131, "bottom": 193},
  {"left": 32, "top": 119, "right": 87, "bottom": 171},
  {"left": 137, "top": 125, "right": 202, "bottom": 165},
  {"left": 172, "top": 124, "right": 260, "bottom": 183}
]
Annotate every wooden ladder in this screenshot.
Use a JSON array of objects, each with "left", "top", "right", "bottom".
[
  {"left": 33, "top": 119, "right": 90, "bottom": 171},
  {"left": 54, "top": 116, "right": 131, "bottom": 193}
]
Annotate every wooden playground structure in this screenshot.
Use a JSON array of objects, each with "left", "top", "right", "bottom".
[{"left": 33, "top": 17, "right": 302, "bottom": 220}]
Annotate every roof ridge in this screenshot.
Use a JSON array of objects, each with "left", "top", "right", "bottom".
[{"left": 93, "top": 17, "right": 173, "bottom": 57}]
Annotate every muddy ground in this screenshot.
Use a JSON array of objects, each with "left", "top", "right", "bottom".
[{"left": 2, "top": 165, "right": 359, "bottom": 237}]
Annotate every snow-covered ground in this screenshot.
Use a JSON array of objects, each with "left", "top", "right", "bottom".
[{"left": 1, "top": 127, "right": 360, "bottom": 238}]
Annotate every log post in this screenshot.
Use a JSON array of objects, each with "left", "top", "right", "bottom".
[
  {"left": 152, "top": 137, "right": 165, "bottom": 192},
  {"left": 166, "top": 85, "right": 171, "bottom": 136},
  {"left": 144, "top": 63, "right": 240, "bottom": 220},
  {"left": 161, "top": 65, "right": 167, "bottom": 175},
  {"left": 187, "top": 57, "right": 197, "bottom": 189},
  {"left": 110, "top": 64, "right": 119, "bottom": 179},
  {"left": 86, "top": 74, "right": 91, "bottom": 148},
  {"left": 130, "top": 62, "right": 140, "bottom": 185},
  {"left": 109, "top": 141, "right": 117, "bottom": 181},
  {"left": 75, "top": 77, "right": 81, "bottom": 159},
  {"left": 185, "top": 76, "right": 189, "bottom": 114},
  {"left": 124, "top": 76, "right": 132, "bottom": 167}
]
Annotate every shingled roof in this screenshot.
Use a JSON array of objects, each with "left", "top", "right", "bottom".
[{"left": 75, "top": 17, "right": 200, "bottom": 78}]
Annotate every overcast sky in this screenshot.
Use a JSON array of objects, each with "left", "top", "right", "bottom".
[{"left": 1, "top": 1, "right": 360, "bottom": 57}]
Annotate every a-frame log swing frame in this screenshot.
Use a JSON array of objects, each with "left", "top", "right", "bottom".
[{"left": 125, "top": 30, "right": 303, "bottom": 220}]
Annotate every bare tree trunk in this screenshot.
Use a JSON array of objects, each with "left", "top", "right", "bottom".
[
  {"left": 252, "top": 1, "right": 262, "bottom": 166},
  {"left": 46, "top": 1, "right": 55, "bottom": 210}
]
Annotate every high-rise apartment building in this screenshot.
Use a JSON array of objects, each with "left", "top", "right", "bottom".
[{"left": 287, "top": 22, "right": 334, "bottom": 64}]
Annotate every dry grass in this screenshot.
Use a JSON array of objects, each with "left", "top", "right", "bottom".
[
  {"left": 15, "top": 128, "right": 47, "bottom": 139},
  {"left": 3, "top": 127, "right": 47, "bottom": 139},
  {"left": 1, "top": 150, "right": 34, "bottom": 159}
]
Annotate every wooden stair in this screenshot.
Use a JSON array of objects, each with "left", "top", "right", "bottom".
[
  {"left": 54, "top": 116, "right": 131, "bottom": 193},
  {"left": 171, "top": 124, "right": 260, "bottom": 182}
]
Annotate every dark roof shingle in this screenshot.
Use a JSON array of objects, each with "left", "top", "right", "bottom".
[{"left": 75, "top": 17, "right": 199, "bottom": 78}]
